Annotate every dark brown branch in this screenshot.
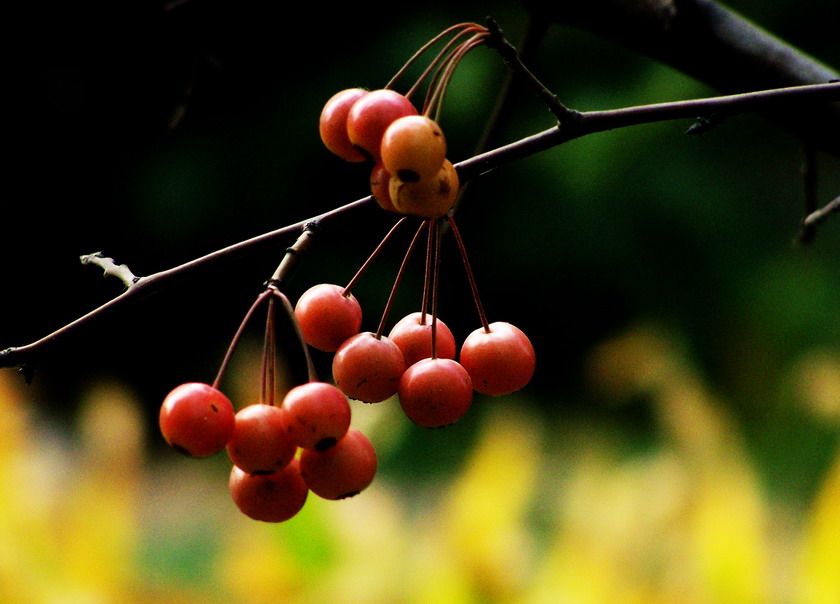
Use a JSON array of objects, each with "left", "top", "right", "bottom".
[
  {"left": 0, "top": 198, "right": 370, "bottom": 375},
  {"left": 3, "top": 82, "right": 839, "bottom": 374},
  {"left": 533, "top": 0, "right": 840, "bottom": 156},
  {"left": 457, "top": 82, "right": 840, "bottom": 181}
]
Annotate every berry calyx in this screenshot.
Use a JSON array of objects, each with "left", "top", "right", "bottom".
[
  {"left": 332, "top": 332, "right": 406, "bottom": 403},
  {"left": 398, "top": 358, "right": 473, "bottom": 428},
  {"left": 294, "top": 283, "right": 362, "bottom": 353},
  {"left": 319, "top": 88, "right": 369, "bottom": 162},
  {"left": 229, "top": 458, "right": 309, "bottom": 522},
  {"left": 459, "top": 322, "right": 536, "bottom": 396},
  {"left": 380, "top": 115, "right": 446, "bottom": 183},
  {"left": 389, "top": 159, "right": 459, "bottom": 218},
  {"left": 281, "top": 381, "right": 352, "bottom": 451},
  {"left": 226, "top": 404, "right": 297, "bottom": 474},
  {"left": 159, "top": 382, "right": 236, "bottom": 457},
  {"left": 346, "top": 89, "right": 418, "bottom": 161},
  {"left": 388, "top": 311, "right": 457, "bottom": 367},
  {"left": 299, "top": 428, "right": 377, "bottom": 500}
]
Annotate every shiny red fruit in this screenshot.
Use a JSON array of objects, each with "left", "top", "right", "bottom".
[
  {"left": 398, "top": 358, "right": 472, "bottom": 428},
  {"left": 346, "top": 89, "right": 417, "bottom": 161},
  {"left": 459, "top": 322, "right": 536, "bottom": 396},
  {"left": 226, "top": 404, "right": 297, "bottom": 474},
  {"left": 295, "top": 283, "right": 362, "bottom": 353},
  {"left": 332, "top": 332, "right": 405, "bottom": 403},
  {"left": 159, "top": 382, "right": 236, "bottom": 457},
  {"left": 229, "top": 458, "right": 309, "bottom": 522},
  {"left": 319, "top": 88, "right": 369, "bottom": 162},
  {"left": 388, "top": 311, "right": 457, "bottom": 368},
  {"left": 299, "top": 429, "right": 377, "bottom": 500},
  {"left": 282, "top": 381, "right": 352, "bottom": 451}
]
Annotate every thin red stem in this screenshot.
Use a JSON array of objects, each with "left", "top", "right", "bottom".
[
  {"left": 343, "top": 216, "right": 411, "bottom": 295},
  {"left": 270, "top": 288, "right": 317, "bottom": 384},
  {"left": 446, "top": 215, "right": 489, "bottom": 332},
  {"left": 429, "top": 218, "right": 443, "bottom": 358},
  {"left": 387, "top": 23, "right": 486, "bottom": 94},
  {"left": 212, "top": 289, "right": 273, "bottom": 390},
  {"left": 426, "top": 33, "right": 489, "bottom": 120},
  {"left": 375, "top": 219, "right": 429, "bottom": 339},
  {"left": 260, "top": 296, "right": 276, "bottom": 404}
]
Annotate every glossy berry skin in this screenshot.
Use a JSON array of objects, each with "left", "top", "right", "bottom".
[
  {"left": 229, "top": 458, "right": 309, "bottom": 522},
  {"left": 294, "top": 283, "right": 362, "bottom": 352},
  {"left": 346, "top": 89, "right": 417, "bottom": 161},
  {"left": 381, "top": 115, "right": 446, "bottom": 182},
  {"left": 300, "top": 428, "right": 377, "bottom": 500},
  {"left": 398, "top": 358, "right": 473, "bottom": 428},
  {"left": 388, "top": 311, "right": 457, "bottom": 368},
  {"left": 319, "top": 88, "right": 369, "bottom": 162},
  {"left": 282, "top": 381, "right": 352, "bottom": 451},
  {"left": 459, "top": 322, "right": 536, "bottom": 396},
  {"left": 389, "top": 159, "right": 459, "bottom": 218},
  {"left": 159, "top": 382, "right": 236, "bottom": 457},
  {"left": 332, "top": 332, "right": 405, "bottom": 403},
  {"left": 226, "top": 404, "right": 297, "bottom": 474},
  {"left": 370, "top": 160, "right": 398, "bottom": 212}
]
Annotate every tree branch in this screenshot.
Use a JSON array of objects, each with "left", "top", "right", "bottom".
[
  {"left": 2, "top": 82, "right": 839, "bottom": 375},
  {"left": 533, "top": 0, "right": 840, "bottom": 155}
]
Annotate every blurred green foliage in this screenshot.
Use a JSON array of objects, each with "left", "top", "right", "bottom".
[{"left": 3, "top": 0, "right": 839, "bottom": 601}]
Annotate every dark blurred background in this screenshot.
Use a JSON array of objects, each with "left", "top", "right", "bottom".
[{"left": 5, "top": 0, "right": 839, "bottom": 480}]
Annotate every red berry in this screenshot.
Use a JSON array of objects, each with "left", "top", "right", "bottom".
[
  {"left": 381, "top": 115, "right": 446, "bottom": 183},
  {"left": 459, "top": 322, "right": 536, "bottom": 396},
  {"left": 319, "top": 88, "right": 369, "bottom": 162},
  {"left": 226, "top": 404, "right": 297, "bottom": 474},
  {"left": 398, "top": 358, "right": 473, "bottom": 428},
  {"left": 346, "top": 89, "right": 417, "bottom": 161},
  {"left": 389, "top": 159, "right": 459, "bottom": 218},
  {"left": 370, "top": 160, "right": 398, "bottom": 212},
  {"left": 388, "top": 311, "right": 457, "bottom": 368},
  {"left": 229, "top": 458, "right": 309, "bottom": 522},
  {"left": 299, "top": 428, "right": 377, "bottom": 500},
  {"left": 281, "top": 381, "right": 352, "bottom": 451},
  {"left": 332, "top": 332, "right": 405, "bottom": 403},
  {"left": 159, "top": 382, "right": 236, "bottom": 457},
  {"left": 294, "top": 283, "right": 362, "bottom": 353}
]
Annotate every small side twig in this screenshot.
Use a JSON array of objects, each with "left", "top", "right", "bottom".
[
  {"left": 79, "top": 252, "right": 140, "bottom": 289},
  {"left": 802, "top": 195, "right": 840, "bottom": 230},
  {"left": 484, "top": 17, "right": 581, "bottom": 127}
]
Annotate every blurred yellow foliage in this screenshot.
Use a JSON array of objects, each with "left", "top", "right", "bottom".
[{"left": 0, "top": 323, "right": 838, "bottom": 603}]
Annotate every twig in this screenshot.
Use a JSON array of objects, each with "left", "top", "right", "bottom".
[
  {"left": 3, "top": 82, "right": 839, "bottom": 375},
  {"left": 79, "top": 252, "right": 139, "bottom": 288},
  {"left": 803, "top": 196, "right": 840, "bottom": 229},
  {"left": 484, "top": 17, "right": 580, "bottom": 126}
]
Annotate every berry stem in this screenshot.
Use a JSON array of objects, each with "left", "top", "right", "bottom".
[
  {"left": 343, "top": 216, "right": 411, "bottom": 296},
  {"left": 446, "top": 215, "right": 490, "bottom": 333},
  {"left": 387, "top": 23, "right": 486, "bottom": 97},
  {"left": 425, "top": 32, "right": 489, "bottom": 121},
  {"left": 375, "top": 219, "right": 429, "bottom": 339},
  {"left": 260, "top": 296, "right": 277, "bottom": 405},
  {"left": 215, "top": 226, "right": 320, "bottom": 392},
  {"left": 429, "top": 218, "right": 443, "bottom": 359},
  {"left": 212, "top": 289, "right": 273, "bottom": 390},
  {"left": 269, "top": 287, "right": 317, "bottom": 384}
]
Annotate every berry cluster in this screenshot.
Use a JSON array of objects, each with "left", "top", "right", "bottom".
[
  {"left": 158, "top": 22, "right": 535, "bottom": 523},
  {"left": 295, "top": 279, "right": 536, "bottom": 428},
  {"left": 159, "top": 295, "right": 378, "bottom": 523},
  {"left": 320, "top": 88, "right": 458, "bottom": 218}
]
